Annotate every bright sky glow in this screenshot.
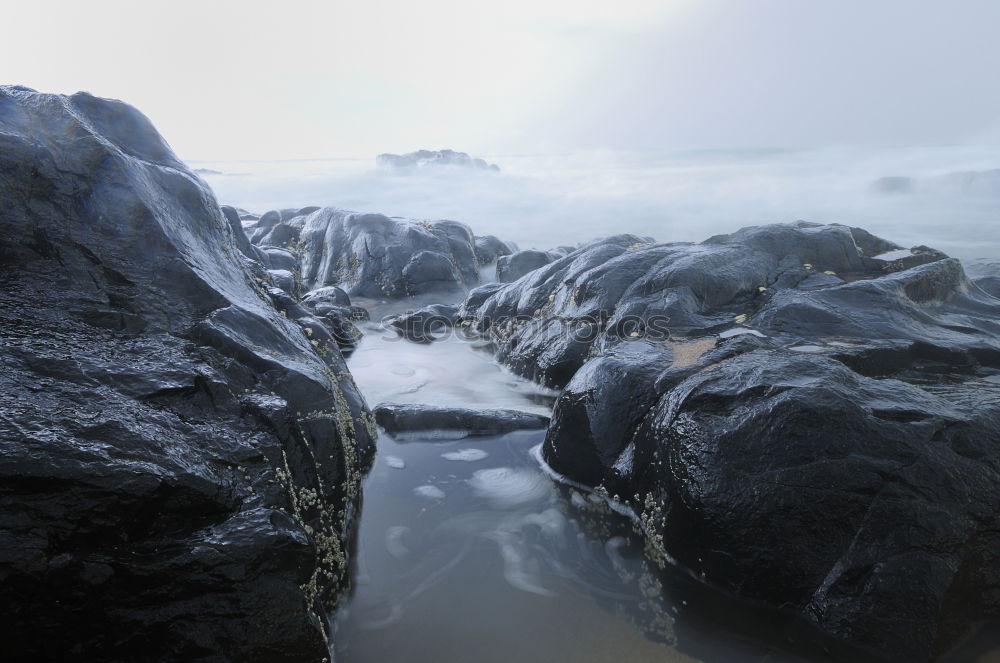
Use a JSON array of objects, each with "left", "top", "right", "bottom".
[{"left": 3, "top": 0, "right": 999, "bottom": 159}]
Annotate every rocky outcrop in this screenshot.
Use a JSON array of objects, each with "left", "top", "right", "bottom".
[
  {"left": 240, "top": 204, "right": 507, "bottom": 299},
  {"left": 496, "top": 247, "right": 570, "bottom": 283},
  {"left": 373, "top": 404, "right": 549, "bottom": 438},
  {"left": 376, "top": 149, "right": 500, "bottom": 172},
  {"left": 289, "top": 209, "right": 480, "bottom": 298},
  {"left": 473, "top": 234, "right": 518, "bottom": 265},
  {"left": 384, "top": 303, "right": 460, "bottom": 344},
  {"left": 0, "top": 87, "right": 376, "bottom": 662},
  {"left": 459, "top": 221, "right": 1000, "bottom": 661}
]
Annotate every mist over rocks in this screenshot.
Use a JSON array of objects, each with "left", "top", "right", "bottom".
[
  {"left": 458, "top": 220, "right": 1000, "bottom": 661},
  {"left": 871, "top": 168, "right": 1000, "bottom": 197},
  {"left": 376, "top": 148, "right": 500, "bottom": 172},
  {"left": 238, "top": 206, "right": 486, "bottom": 299},
  {"left": 0, "top": 87, "right": 376, "bottom": 661}
]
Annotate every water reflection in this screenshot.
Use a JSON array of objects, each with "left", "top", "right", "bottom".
[
  {"left": 333, "top": 428, "right": 860, "bottom": 663},
  {"left": 336, "top": 299, "right": 866, "bottom": 662}
]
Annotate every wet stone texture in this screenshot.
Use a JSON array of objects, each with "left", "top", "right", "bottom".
[
  {"left": 0, "top": 87, "right": 375, "bottom": 662},
  {"left": 459, "top": 221, "right": 1000, "bottom": 662}
]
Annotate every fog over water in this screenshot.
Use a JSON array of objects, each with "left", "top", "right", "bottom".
[{"left": 197, "top": 145, "right": 1000, "bottom": 259}]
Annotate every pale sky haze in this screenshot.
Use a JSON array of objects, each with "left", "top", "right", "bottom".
[{"left": 4, "top": 0, "right": 1000, "bottom": 160}]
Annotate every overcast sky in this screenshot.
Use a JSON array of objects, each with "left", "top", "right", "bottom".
[{"left": 4, "top": 0, "right": 1000, "bottom": 160}]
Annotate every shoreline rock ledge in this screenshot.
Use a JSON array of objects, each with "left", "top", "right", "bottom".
[
  {"left": 0, "top": 87, "right": 376, "bottom": 661},
  {"left": 458, "top": 222, "right": 1000, "bottom": 662}
]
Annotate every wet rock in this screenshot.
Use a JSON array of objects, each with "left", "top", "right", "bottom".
[
  {"left": 0, "top": 87, "right": 375, "bottom": 662},
  {"left": 255, "top": 222, "right": 300, "bottom": 249},
  {"left": 384, "top": 303, "right": 459, "bottom": 343},
  {"left": 302, "top": 285, "right": 353, "bottom": 310},
  {"left": 373, "top": 403, "right": 549, "bottom": 438},
  {"left": 474, "top": 235, "right": 518, "bottom": 265},
  {"left": 301, "top": 286, "right": 367, "bottom": 352},
  {"left": 461, "top": 220, "right": 1000, "bottom": 660},
  {"left": 259, "top": 246, "right": 298, "bottom": 272},
  {"left": 267, "top": 269, "right": 298, "bottom": 297},
  {"left": 965, "top": 258, "right": 1000, "bottom": 298},
  {"left": 298, "top": 209, "right": 479, "bottom": 298},
  {"left": 220, "top": 204, "right": 259, "bottom": 260},
  {"left": 496, "top": 248, "right": 566, "bottom": 283}
]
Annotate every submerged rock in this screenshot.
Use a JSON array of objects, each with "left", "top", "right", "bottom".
[
  {"left": 373, "top": 403, "right": 549, "bottom": 438},
  {"left": 0, "top": 87, "right": 376, "bottom": 661},
  {"left": 460, "top": 220, "right": 1000, "bottom": 661}
]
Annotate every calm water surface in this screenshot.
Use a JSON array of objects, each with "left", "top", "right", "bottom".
[{"left": 332, "top": 311, "right": 858, "bottom": 663}]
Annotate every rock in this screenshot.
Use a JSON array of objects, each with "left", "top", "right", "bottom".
[
  {"left": 870, "top": 175, "right": 914, "bottom": 194},
  {"left": 219, "top": 204, "right": 259, "bottom": 261},
  {"left": 964, "top": 258, "right": 1000, "bottom": 298},
  {"left": 0, "top": 87, "right": 376, "bottom": 662},
  {"left": 870, "top": 169, "right": 1000, "bottom": 196},
  {"left": 259, "top": 246, "right": 298, "bottom": 272},
  {"left": 496, "top": 248, "right": 565, "bottom": 283},
  {"left": 376, "top": 149, "right": 500, "bottom": 172},
  {"left": 267, "top": 268, "right": 298, "bottom": 297},
  {"left": 298, "top": 209, "right": 479, "bottom": 298},
  {"left": 461, "top": 220, "right": 1000, "bottom": 660},
  {"left": 384, "top": 303, "right": 459, "bottom": 343},
  {"left": 301, "top": 286, "right": 367, "bottom": 353},
  {"left": 373, "top": 403, "right": 549, "bottom": 438},
  {"left": 302, "top": 285, "right": 353, "bottom": 310},
  {"left": 255, "top": 222, "right": 300, "bottom": 249},
  {"left": 474, "top": 235, "right": 518, "bottom": 265}
]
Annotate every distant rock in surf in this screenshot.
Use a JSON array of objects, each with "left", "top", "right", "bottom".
[
  {"left": 376, "top": 149, "right": 500, "bottom": 172},
  {"left": 871, "top": 168, "right": 1000, "bottom": 196}
]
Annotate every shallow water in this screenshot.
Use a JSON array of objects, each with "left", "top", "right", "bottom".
[
  {"left": 333, "top": 314, "right": 861, "bottom": 663},
  {"left": 332, "top": 428, "right": 854, "bottom": 663},
  {"left": 346, "top": 299, "right": 556, "bottom": 415}
]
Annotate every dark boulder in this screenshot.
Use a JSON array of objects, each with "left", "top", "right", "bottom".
[
  {"left": 373, "top": 403, "right": 549, "bottom": 438},
  {"left": 300, "top": 286, "right": 367, "bottom": 353},
  {"left": 298, "top": 209, "right": 479, "bottom": 298},
  {"left": 0, "top": 87, "right": 376, "bottom": 662},
  {"left": 474, "top": 235, "right": 518, "bottom": 265},
  {"left": 383, "top": 303, "right": 459, "bottom": 343},
  {"left": 461, "top": 220, "right": 1000, "bottom": 660},
  {"left": 496, "top": 248, "right": 565, "bottom": 283},
  {"left": 255, "top": 222, "right": 300, "bottom": 250},
  {"left": 267, "top": 268, "right": 298, "bottom": 297},
  {"left": 259, "top": 246, "right": 298, "bottom": 272},
  {"left": 302, "top": 285, "right": 353, "bottom": 310}
]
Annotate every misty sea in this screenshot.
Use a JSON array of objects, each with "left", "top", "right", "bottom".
[{"left": 193, "top": 146, "right": 1000, "bottom": 260}]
